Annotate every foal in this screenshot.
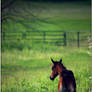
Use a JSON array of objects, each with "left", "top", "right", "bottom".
[{"left": 50, "top": 58, "right": 76, "bottom": 92}]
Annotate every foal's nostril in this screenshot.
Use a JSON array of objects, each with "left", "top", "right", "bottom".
[{"left": 50, "top": 76, "right": 54, "bottom": 80}]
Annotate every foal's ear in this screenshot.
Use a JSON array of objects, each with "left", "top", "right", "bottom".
[
  {"left": 60, "top": 59, "right": 62, "bottom": 63},
  {"left": 51, "top": 58, "right": 55, "bottom": 64}
]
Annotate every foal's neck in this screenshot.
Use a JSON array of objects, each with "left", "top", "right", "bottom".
[{"left": 57, "top": 64, "right": 66, "bottom": 75}]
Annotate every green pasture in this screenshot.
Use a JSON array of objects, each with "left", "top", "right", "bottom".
[
  {"left": 1, "top": 1, "right": 91, "bottom": 92},
  {"left": 2, "top": 1, "right": 91, "bottom": 50},
  {"left": 2, "top": 1, "right": 90, "bottom": 32},
  {"left": 2, "top": 46, "right": 92, "bottom": 92}
]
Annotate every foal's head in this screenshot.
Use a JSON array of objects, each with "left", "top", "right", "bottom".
[{"left": 50, "top": 58, "right": 66, "bottom": 80}]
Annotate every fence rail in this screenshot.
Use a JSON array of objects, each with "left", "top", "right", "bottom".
[{"left": 2, "top": 31, "right": 91, "bottom": 48}]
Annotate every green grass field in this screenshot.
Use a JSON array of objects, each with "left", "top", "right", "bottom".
[
  {"left": 2, "top": 1, "right": 91, "bottom": 50},
  {"left": 1, "top": 1, "right": 91, "bottom": 92},
  {"left": 1, "top": 46, "right": 92, "bottom": 92},
  {"left": 2, "top": 1, "right": 90, "bottom": 32}
]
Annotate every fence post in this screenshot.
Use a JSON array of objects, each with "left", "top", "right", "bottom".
[
  {"left": 77, "top": 32, "right": 80, "bottom": 48},
  {"left": 3, "top": 32, "right": 5, "bottom": 40},
  {"left": 64, "top": 32, "right": 66, "bottom": 46},
  {"left": 43, "top": 32, "right": 46, "bottom": 43},
  {"left": 22, "top": 33, "right": 26, "bottom": 40}
]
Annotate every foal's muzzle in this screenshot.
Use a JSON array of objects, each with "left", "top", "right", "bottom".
[{"left": 50, "top": 76, "right": 54, "bottom": 80}]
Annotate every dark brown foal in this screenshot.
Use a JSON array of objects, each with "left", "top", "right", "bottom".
[{"left": 50, "top": 58, "right": 76, "bottom": 92}]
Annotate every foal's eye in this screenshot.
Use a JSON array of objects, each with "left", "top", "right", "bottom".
[
  {"left": 52, "top": 66, "right": 56, "bottom": 70},
  {"left": 52, "top": 66, "right": 54, "bottom": 70}
]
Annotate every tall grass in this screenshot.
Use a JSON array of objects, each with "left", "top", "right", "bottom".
[
  {"left": 2, "top": 1, "right": 90, "bottom": 50},
  {"left": 2, "top": 46, "right": 92, "bottom": 92},
  {"left": 2, "top": 1, "right": 91, "bottom": 92}
]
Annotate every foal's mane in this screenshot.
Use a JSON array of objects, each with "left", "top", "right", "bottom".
[{"left": 60, "top": 63, "right": 66, "bottom": 70}]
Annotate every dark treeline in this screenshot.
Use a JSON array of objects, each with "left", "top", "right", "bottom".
[{"left": 23, "top": 0, "right": 90, "bottom": 2}]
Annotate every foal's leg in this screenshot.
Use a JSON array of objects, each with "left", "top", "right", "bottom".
[
  {"left": 68, "top": 85, "right": 76, "bottom": 92},
  {"left": 58, "top": 82, "right": 63, "bottom": 92},
  {"left": 58, "top": 84, "right": 66, "bottom": 92},
  {"left": 59, "top": 87, "right": 63, "bottom": 92},
  {"left": 60, "top": 87, "right": 67, "bottom": 92},
  {"left": 70, "top": 88, "right": 76, "bottom": 92}
]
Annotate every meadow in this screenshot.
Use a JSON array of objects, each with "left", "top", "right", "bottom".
[
  {"left": 1, "top": 1, "right": 91, "bottom": 92},
  {"left": 1, "top": 46, "right": 92, "bottom": 92}
]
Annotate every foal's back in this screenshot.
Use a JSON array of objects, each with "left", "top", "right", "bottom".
[{"left": 61, "top": 70, "right": 76, "bottom": 92}]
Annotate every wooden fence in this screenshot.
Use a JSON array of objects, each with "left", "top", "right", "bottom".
[
  {"left": 2, "top": 31, "right": 91, "bottom": 48},
  {"left": 66, "top": 31, "right": 91, "bottom": 48}
]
